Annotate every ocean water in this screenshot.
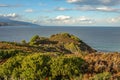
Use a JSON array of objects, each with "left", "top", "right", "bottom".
[{"left": 0, "top": 26, "right": 120, "bottom": 52}]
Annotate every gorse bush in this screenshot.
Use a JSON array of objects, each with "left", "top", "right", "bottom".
[
  {"left": 0, "top": 53, "right": 85, "bottom": 80},
  {"left": 50, "top": 56, "right": 85, "bottom": 79},
  {"left": 0, "top": 49, "right": 22, "bottom": 60},
  {"left": 0, "top": 55, "right": 24, "bottom": 79},
  {"left": 20, "top": 54, "right": 51, "bottom": 80}
]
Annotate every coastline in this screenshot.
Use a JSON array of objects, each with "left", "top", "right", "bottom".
[{"left": 0, "top": 33, "right": 120, "bottom": 79}]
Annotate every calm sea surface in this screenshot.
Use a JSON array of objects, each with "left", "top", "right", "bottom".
[{"left": 0, "top": 26, "right": 120, "bottom": 52}]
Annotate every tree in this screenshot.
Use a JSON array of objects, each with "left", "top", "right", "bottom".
[
  {"left": 21, "top": 40, "right": 26, "bottom": 45},
  {"left": 29, "top": 35, "right": 39, "bottom": 46}
]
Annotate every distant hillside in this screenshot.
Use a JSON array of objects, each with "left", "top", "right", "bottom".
[
  {"left": 0, "top": 22, "right": 9, "bottom": 26},
  {"left": 0, "top": 17, "right": 39, "bottom": 26}
]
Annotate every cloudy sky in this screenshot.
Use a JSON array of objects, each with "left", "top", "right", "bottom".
[{"left": 0, "top": 0, "right": 120, "bottom": 26}]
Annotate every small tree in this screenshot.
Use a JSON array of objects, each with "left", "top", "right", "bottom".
[
  {"left": 21, "top": 40, "right": 26, "bottom": 45},
  {"left": 29, "top": 35, "right": 39, "bottom": 46}
]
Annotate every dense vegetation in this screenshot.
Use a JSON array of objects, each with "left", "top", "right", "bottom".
[{"left": 0, "top": 33, "right": 120, "bottom": 80}]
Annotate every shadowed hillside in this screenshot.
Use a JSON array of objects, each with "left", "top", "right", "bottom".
[{"left": 0, "top": 17, "right": 40, "bottom": 26}]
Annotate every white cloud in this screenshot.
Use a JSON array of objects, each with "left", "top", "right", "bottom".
[
  {"left": 54, "top": 0, "right": 120, "bottom": 13},
  {"left": 41, "top": 15, "right": 73, "bottom": 25},
  {"left": 55, "top": 5, "right": 120, "bottom": 13},
  {"left": 55, "top": 7, "right": 70, "bottom": 11},
  {"left": 110, "top": 18, "right": 117, "bottom": 22},
  {"left": 55, "top": 15, "right": 71, "bottom": 20},
  {"left": 96, "top": 6, "right": 120, "bottom": 12},
  {"left": 42, "top": 15, "right": 95, "bottom": 25},
  {"left": 67, "top": 0, "right": 82, "bottom": 3},
  {"left": 67, "top": 0, "right": 120, "bottom": 6},
  {"left": 109, "top": 17, "right": 120, "bottom": 23},
  {"left": 25, "top": 9, "right": 34, "bottom": 13},
  {"left": 32, "top": 20, "right": 38, "bottom": 23},
  {"left": 74, "top": 5, "right": 95, "bottom": 11},
  {"left": 0, "top": 13, "right": 19, "bottom": 19},
  {"left": 77, "top": 16, "right": 95, "bottom": 23},
  {"left": 78, "top": 16, "right": 89, "bottom": 21}
]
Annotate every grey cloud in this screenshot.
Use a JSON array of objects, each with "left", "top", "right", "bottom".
[
  {"left": 75, "top": 6, "right": 120, "bottom": 12},
  {"left": 55, "top": 6, "right": 120, "bottom": 13},
  {"left": 96, "top": 7, "right": 120, "bottom": 12},
  {"left": 67, "top": 0, "right": 120, "bottom": 6},
  {"left": 0, "top": 4, "right": 22, "bottom": 7},
  {"left": 0, "top": 13, "right": 20, "bottom": 19}
]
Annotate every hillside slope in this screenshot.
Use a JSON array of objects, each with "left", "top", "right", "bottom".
[{"left": 0, "top": 17, "right": 39, "bottom": 26}]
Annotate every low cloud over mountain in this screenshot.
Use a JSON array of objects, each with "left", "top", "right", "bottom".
[{"left": 0, "top": 16, "right": 39, "bottom": 26}]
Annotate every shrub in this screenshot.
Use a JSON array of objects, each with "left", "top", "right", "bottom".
[
  {"left": 0, "top": 49, "right": 22, "bottom": 60},
  {"left": 29, "top": 35, "right": 39, "bottom": 46},
  {"left": 50, "top": 56, "right": 85, "bottom": 79},
  {"left": 64, "top": 43, "right": 81, "bottom": 54},
  {"left": 0, "top": 55, "right": 24, "bottom": 79},
  {"left": 90, "top": 72, "right": 111, "bottom": 80},
  {"left": 20, "top": 54, "right": 51, "bottom": 80}
]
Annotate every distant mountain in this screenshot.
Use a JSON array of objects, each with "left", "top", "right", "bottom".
[{"left": 0, "top": 17, "right": 40, "bottom": 26}]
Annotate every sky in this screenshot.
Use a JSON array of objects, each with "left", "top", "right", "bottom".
[{"left": 0, "top": 0, "right": 120, "bottom": 26}]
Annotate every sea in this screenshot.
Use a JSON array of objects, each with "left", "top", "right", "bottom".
[{"left": 0, "top": 26, "right": 120, "bottom": 52}]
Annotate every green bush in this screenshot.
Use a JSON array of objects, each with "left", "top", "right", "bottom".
[
  {"left": 64, "top": 43, "right": 81, "bottom": 53},
  {"left": 0, "top": 55, "right": 24, "bottom": 80},
  {"left": 20, "top": 54, "right": 51, "bottom": 80},
  {"left": 29, "top": 35, "right": 39, "bottom": 46},
  {"left": 0, "top": 53, "right": 51, "bottom": 80},
  {"left": 90, "top": 72, "right": 111, "bottom": 80},
  {"left": 50, "top": 56, "right": 85, "bottom": 79},
  {"left": 0, "top": 49, "right": 21, "bottom": 60}
]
